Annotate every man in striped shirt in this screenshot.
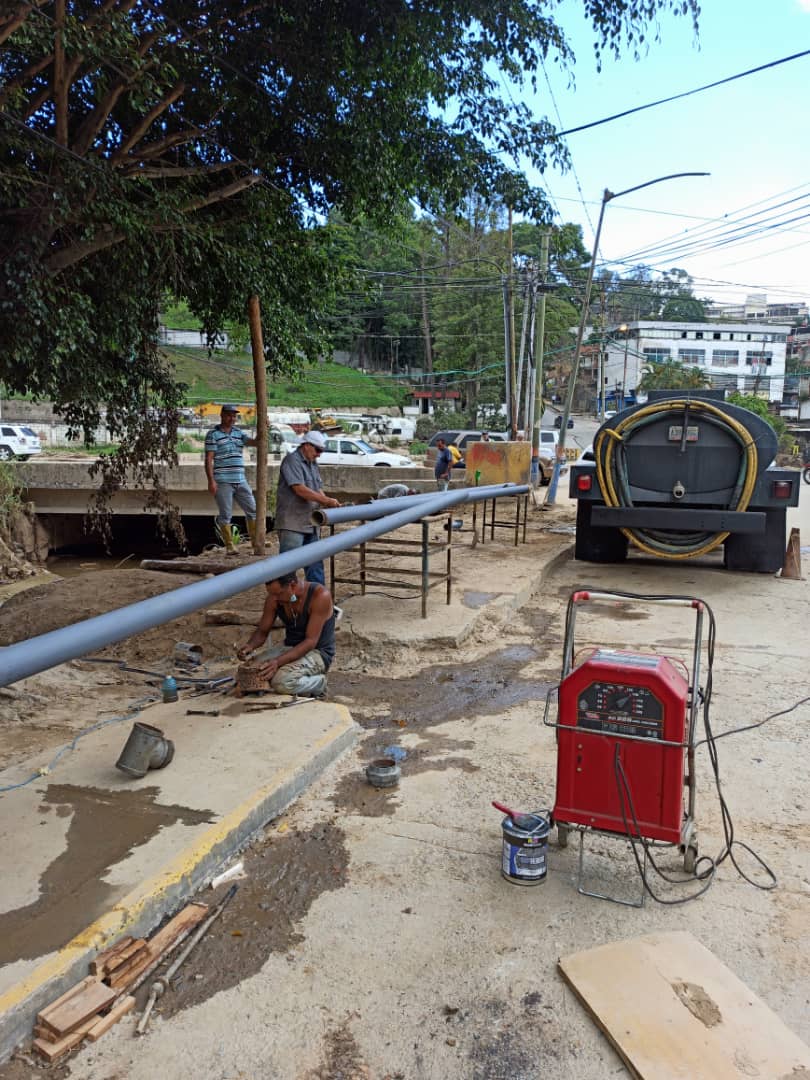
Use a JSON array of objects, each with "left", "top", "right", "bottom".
[{"left": 204, "top": 405, "right": 258, "bottom": 553}]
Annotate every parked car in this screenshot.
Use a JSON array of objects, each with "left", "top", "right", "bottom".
[
  {"left": 0, "top": 424, "right": 42, "bottom": 461},
  {"left": 538, "top": 429, "right": 558, "bottom": 451},
  {"left": 554, "top": 414, "right": 575, "bottom": 429},
  {"left": 319, "top": 436, "right": 415, "bottom": 468}
]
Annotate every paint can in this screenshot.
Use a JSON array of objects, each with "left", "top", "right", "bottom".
[{"left": 500, "top": 811, "right": 549, "bottom": 886}]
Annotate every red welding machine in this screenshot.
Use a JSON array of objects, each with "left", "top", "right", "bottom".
[
  {"left": 554, "top": 648, "right": 688, "bottom": 844},
  {"left": 547, "top": 591, "right": 703, "bottom": 896}
]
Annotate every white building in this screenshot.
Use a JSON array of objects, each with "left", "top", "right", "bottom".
[{"left": 600, "top": 320, "right": 788, "bottom": 404}]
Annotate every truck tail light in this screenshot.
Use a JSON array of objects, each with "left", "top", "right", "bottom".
[
  {"left": 576, "top": 475, "right": 593, "bottom": 492},
  {"left": 772, "top": 480, "right": 793, "bottom": 499}
]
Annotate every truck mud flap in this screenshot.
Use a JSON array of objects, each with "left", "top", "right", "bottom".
[
  {"left": 575, "top": 501, "right": 628, "bottom": 564},
  {"left": 723, "top": 509, "right": 787, "bottom": 573}
]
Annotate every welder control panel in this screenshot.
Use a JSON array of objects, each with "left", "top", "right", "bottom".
[{"left": 576, "top": 652, "right": 664, "bottom": 740}]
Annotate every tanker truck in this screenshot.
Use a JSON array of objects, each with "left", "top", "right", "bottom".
[{"left": 569, "top": 390, "right": 800, "bottom": 572}]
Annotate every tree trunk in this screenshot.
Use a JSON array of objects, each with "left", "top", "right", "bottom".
[{"left": 248, "top": 295, "right": 268, "bottom": 554}]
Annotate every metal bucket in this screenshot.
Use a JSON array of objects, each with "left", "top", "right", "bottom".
[
  {"left": 500, "top": 812, "right": 549, "bottom": 886},
  {"left": 116, "top": 722, "right": 175, "bottom": 779}
]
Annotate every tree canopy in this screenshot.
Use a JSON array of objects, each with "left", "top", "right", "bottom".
[
  {"left": 637, "top": 359, "right": 712, "bottom": 392},
  {"left": 0, "top": 0, "right": 700, "bottom": 515}
]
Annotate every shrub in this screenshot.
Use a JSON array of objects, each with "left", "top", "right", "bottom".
[{"left": 410, "top": 440, "right": 428, "bottom": 455}]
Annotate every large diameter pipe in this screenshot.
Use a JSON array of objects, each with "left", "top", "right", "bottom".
[
  {"left": 312, "top": 483, "right": 529, "bottom": 527},
  {"left": 0, "top": 490, "right": 462, "bottom": 688}
]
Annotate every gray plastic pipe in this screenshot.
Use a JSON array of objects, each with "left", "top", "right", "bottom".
[
  {"left": 312, "top": 483, "right": 530, "bottom": 526},
  {"left": 0, "top": 490, "right": 462, "bottom": 687}
]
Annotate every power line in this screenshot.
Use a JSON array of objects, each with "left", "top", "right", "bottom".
[{"left": 557, "top": 49, "right": 810, "bottom": 137}]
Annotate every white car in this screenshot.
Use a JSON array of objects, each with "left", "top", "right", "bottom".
[
  {"left": 319, "top": 436, "right": 415, "bottom": 468},
  {"left": 0, "top": 424, "right": 42, "bottom": 461}
]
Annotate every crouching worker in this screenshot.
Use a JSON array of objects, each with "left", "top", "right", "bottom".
[{"left": 236, "top": 572, "right": 335, "bottom": 697}]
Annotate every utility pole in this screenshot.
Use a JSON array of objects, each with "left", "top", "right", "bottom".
[
  {"left": 531, "top": 231, "right": 550, "bottom": 485},
  {"left": 247, "top": 295, "right": 268, "bottom": 555},
  {"left": 507, "top": 206, "right": 517, "bottom": 438}
]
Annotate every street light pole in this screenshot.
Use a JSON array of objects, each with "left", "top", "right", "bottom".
[
  {"left": 620, "top": 322, "right": 630, "bottom": 407},
  {"left": 544, "top": 171, "right": 709, "bottom": 506}
]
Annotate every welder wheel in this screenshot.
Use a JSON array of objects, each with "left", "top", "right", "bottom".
[
  {"left": 683, "top": 843, "right": 698, "bottom": 875},
  {"left": 557, "top": 823, "right": 570, "bottom": 849}
]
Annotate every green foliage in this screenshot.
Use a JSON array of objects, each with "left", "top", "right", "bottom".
[
  {"left": 410, "top": 440, "right": 428, "bottom": 455},
  {"left": 726, "top": 392, "right": 787, "bottom": 438},
  {"left": 637, "top": 360, "right": 712, "bottom": 392},
  {"left": 165, "top": 350, "right": 408, "bottom": 409},
  {"left": 1, "top": 0, "right": 699, "bottom": 530},
  {"left": 0, "top": 463, "right": 22, "bottom": 530}
]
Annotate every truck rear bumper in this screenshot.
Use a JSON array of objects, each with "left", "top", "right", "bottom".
[{"left": 591, "top": 507, "right": 766, "bottom": 534}]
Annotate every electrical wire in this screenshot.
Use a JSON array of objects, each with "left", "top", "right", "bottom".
[
  {"left": 556, "top": 49, "right": 810, "bottom": 138},
  {"left": 0, "top": 697, "right": 153, "bottom": 794}
]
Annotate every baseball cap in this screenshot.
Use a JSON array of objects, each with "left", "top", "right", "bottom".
[
  {"left": 220, "top": 404, "right": 240, "bottom": 414},
  {"left": 302, "top": 430, "right": 326, "bottom": 449}
]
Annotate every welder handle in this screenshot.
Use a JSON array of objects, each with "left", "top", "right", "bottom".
[
  {"left": 491, "top": 800, "right": 520, "bottom": 818},
  {"left": 571, "top": 590, "right": 703, "bottom": 611}
]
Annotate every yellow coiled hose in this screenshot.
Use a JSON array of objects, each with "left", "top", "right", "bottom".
[{"left": 593, "top": 399, "right": 759, "bottom": 560}]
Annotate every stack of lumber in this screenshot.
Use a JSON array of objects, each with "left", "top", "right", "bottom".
[{"left": 33, "top": 901, "right": 208, "bottom": 1062}]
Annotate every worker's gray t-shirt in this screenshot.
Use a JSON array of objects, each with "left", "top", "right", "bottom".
[{"left": 275, "top": 448, "right": 323, "bottom": 534}]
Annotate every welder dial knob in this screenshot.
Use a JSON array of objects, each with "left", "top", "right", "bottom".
[{"left": 608, "top": 691, "right": 633, "bottom": 712}]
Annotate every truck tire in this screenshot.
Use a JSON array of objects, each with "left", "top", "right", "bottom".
[
  {"left": 723, "top": 509, "right": 786, "bottom": 573},
  {"left": 574, "top": 501, "right": 628, "bottom": 563}
]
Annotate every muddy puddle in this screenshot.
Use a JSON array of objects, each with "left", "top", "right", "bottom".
[
  {"left": 0, "top": 785, "right": 212, "bottom": 965},
  {"left": 155, "top": 822, "right": 349, "bottom": 1021},
  {"left": 329, "top": 645, "right": 554, "bottom": 732}
]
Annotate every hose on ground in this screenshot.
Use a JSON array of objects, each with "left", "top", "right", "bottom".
[{"left": 593, "top": 399, "right": 758, "bottom": 560}]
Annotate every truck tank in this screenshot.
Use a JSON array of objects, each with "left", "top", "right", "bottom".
[{"left": 569, "top": 390, "right": 800, "bottom": 572}]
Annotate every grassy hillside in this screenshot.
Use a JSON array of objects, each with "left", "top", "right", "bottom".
[{"left": 162, "top": 347, "right": 409, "bottom": 409}]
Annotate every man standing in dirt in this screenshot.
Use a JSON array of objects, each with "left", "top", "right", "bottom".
[
  {"left": 275, "top": 430, "right": 340, "bottom": 586},
  {"left": 434, "top": 437, "right": 453, "bottom": 491},
  {"left": 204, "top": 404, "right": 258, "bottom": 554},
  {"left": 236, "top": 572, "right": 335, "bottom": 697}
]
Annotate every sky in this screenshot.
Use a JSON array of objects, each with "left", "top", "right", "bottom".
[{"left": 518, "top": 0, "right": 810, "bottom": 307}]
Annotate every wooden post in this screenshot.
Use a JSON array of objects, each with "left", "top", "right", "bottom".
[{"left": 247, "top": 295, "right": 267, "bottom": 554}]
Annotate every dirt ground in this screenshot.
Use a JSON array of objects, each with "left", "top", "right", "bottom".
[{"left": 1, "top": 499, "right": 808, "bottom": 1078}]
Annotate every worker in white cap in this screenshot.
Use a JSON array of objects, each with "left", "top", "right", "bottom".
[{"left": 275, "top": 430, "right": 340, "bottom": 585}]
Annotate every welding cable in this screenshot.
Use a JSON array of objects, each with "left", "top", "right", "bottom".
[
  {"left": 613, "top": 745, "right": 717, "bottom": 905},
  {"left": 0, "top": 698, "right": 152, "bottom": 793},
  {"left": 77, "top": 656, "right": 233, "bottom": 686},
  {"left": 593, "top": 400, "right": 758, "bottom": 560}
]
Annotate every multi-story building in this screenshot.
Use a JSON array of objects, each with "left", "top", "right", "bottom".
[
  {"left": 599, "top": 320, "right": 788, "bottom": 405},
  {"left": 704, "top": 295, "right": 808, "bottom": 323}
]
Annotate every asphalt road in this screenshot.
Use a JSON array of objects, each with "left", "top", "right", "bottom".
[{"left": 23, "top": 483, "right": 810, "bottom": 1080}]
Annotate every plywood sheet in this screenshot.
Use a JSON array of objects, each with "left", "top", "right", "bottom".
[{"left": 559, "top": 931, "right": 810, "bottom": 1080}]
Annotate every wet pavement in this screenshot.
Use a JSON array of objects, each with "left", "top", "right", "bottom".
[{"left": 0, "top": 785, "right": 212, "bottom": 965}]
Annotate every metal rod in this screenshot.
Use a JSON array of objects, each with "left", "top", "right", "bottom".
[
  {"left": 0, "top": 490, "right": 462, "bottom": 687},
  {"left": 311, "top": 484, "right": 529, "bottom": 527},
  {"left": 421, "top": 519, "right": 429, "bottom": 619}
]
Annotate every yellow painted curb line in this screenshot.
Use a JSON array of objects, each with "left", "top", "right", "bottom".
[{"left": 0, "top": 705, "right": 355, "bottom": 1024}]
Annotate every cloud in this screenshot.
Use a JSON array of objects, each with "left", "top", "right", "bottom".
[{"left": 798, "top": 0, "right": 810, "bottom": 10}]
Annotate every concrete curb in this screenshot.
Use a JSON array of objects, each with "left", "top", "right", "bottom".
[
  {"left": 344, "top": 539, "right": 573, "bottom": 650},
  {"left": 0, "top": 707, "right": 358, "bottom": 1062}
]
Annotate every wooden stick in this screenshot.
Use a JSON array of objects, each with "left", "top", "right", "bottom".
[{"left": 85, "top": 996, "right": 135, "bottom": 1042}]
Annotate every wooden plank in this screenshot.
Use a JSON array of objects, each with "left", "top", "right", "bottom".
[
  {"left": 39, "top": 981, "right": 117, "bottom": 1038},
  {"left": 558, "top": 931, "right": 810, "bottom": 1080},
  {"left": 145, "top": 902, "right": 208, "bottom": 962},
  {"left": 100, "top": 944, "right": 149, "bottom": 986},
  {"left": 85, "top": 996, "right": 135, "bottom": 1042},
  {"left": 37, "top": 975, "right": 99, "bottom": 1025},
  {"left": 89, "top": 935, "right": 135, "bottom": 975},
  {"left": 33, "top": 1024, "right": 55, "bottom": 1043},
  {"left": 33, "top": 1015, "right": 99, "bottom": 1062},
  {"left": 92, "top": 937, "right": 145, "bottom": 976},
  {"left": 106, "top": 953, "right": 152, "bottom": 991}
]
